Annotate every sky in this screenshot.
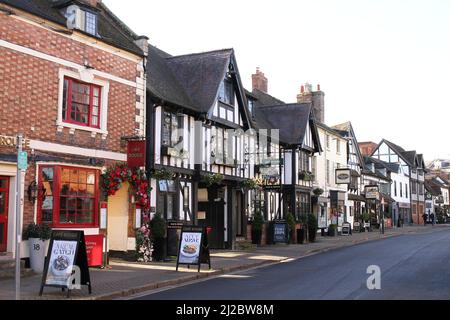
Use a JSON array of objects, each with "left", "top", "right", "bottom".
[{"left": 104, "top": 0, "right": 450, "bottom": 161}]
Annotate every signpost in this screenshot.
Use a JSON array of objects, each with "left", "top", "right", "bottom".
[
  {"left": 15, "top": 134, "right": 27, "bottom": 300},
  {"left": 176, "top": 226, "right": 210, "bottom": 272},
  {"left": 39, "top": 230, "right": 92, "bottom": 298}
]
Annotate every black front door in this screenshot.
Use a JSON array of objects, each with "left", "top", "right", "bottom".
[{"left": 198, "top": 186, "right": 225, "bottom": 249}]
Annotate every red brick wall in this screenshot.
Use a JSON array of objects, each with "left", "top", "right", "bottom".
[{"left": 0, "top": 14, "right": 137, "bottom": 153}]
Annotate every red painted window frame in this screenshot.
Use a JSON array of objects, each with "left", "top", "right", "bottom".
[
  {"left": 0, "top": 176, "right": 9, "bottom": 252},
  {"left": 63, "top": 77, "right": 101, "bottom": 129},
  {"left": 37, "top": 165, "right": 100, "bottom": 228}
]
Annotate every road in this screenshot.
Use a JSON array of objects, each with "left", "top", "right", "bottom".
[{"left": 134, "top": 228, "right": 450, "bottom": 300}]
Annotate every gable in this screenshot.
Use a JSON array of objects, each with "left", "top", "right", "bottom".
[{"left": 302, "top": 120, "right": 314, "bottom": 149}]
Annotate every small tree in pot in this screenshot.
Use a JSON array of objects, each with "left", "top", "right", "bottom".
[
  {"left": 307, "top": 213, "right": 318, "bottom": 242},
  {"left": 251, "top": 209, "right": 264, "bottom": 245},
  {"left": 150, "top": 213, "right": 167, "bottom": 261},
  {"left": 297, "top": 214, "right": 307, "bottom": 244},
  {"left": 286, "top": 212, "right": 296, "bottom": 244},
  {"left": 23, "top": 223, "right": 51, "bottom": 273},
  {"left": 328, "top": 224, "right": 337, "bottom": 236}
]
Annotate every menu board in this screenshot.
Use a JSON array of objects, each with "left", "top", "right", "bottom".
[
  {"left": 39, "top": 230, "right": 92, "bottom": 298},
  {"left": 45, "top": 240, "right": 77, "bottom": 286},
  {"left": 273, "top": 222, "right": 287, "bottom": 243},
  {"left": 176, "top": 226, "right": 211, "bottom": 272}
]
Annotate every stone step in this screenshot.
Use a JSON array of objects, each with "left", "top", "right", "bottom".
[{"left": 0, "top": 259, "right": 35, "bottom": 280}]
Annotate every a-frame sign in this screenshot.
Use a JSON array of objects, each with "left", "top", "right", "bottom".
[
  {"left": 39, "top": 230, "right": 92, "bottom": 298},
  {"left": 176, "top": 226, "right": 211, "bottom": 272}
]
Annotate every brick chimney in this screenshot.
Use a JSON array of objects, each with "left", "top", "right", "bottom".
[
  {"left": 85, "top": 0, "right": 101, "bottom": 7},
  {"left": 252, "top": 67, "right": 268, "bottom": 93},
  {"left": 297, "top": 83, "right": 324, "bottom": 123}
]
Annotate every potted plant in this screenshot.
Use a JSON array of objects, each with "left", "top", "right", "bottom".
[
  {"left": 297, "top": 214, "right": 307, "bottom": 244},
  {"left": 327, "top": 224, "right": 337, "bottom": 237},
  {"left": 313, "top": 188, "right": 324, "bottom": 196},
  {"left": 150, "top": 213, "right": 167, "bottom": 261},
  {"left": 251, "top": 209, "right": 264, "bottom": 245},
  {"left": 23, "top": 223, "right": 51, "bottom": 273},
  {"left": 286, "top": 212, "right": 296, "bottom": 244},
  {"left": 152, "top": 168, "right": 173, "bottom": 180},
  {"left": 307, "top": 213, "right": 318, "bottom": 242}
]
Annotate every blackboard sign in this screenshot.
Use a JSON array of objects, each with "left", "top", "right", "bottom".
[
  {"left": 176, "top": 226, "right": 211, "bottom": 272},
  {"left": 167, "top": 221, "right": 184, "bottom": 256},
  {"left": 39, "top": 230, "right": 92, "bottom": 298},
  {"left": 273, "top": 222, "right": 287, "bottom": 243},
  {"left": 342, "top": 223, "right": 351, "bottom": 236}
]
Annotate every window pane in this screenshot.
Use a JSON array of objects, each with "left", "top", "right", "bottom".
[
  {"left": 78, "top": 171, "right": 87, "bottom": 184},
  {"left": 69, "top": 183, "right": 78, "bottom": 195},
  {"left": 70, "top": 170, "right": 78, "bottom": 183},
  {"left": 91, "top": 116, "right": 98, "bottom": 127},
  {"left": 67, "top": 198, "right": 77, "bottom": 210},
  {"left": 62, "top": 79, "right": 68, "bottom": 120},
  {"left": 78, "top": 184, "right": 87, "bottom": 195},
  {"left": 87, "top": 172, "right": 95, "bottom": 185},
  {"left": 227, "top": 109, "right": 234, "bottom": 122},
  {"left": 86, "top": 184, "right": 95, "bottom": 196},
  {"left": 61, "top": 183, "right": 69, "bottom": 196}
]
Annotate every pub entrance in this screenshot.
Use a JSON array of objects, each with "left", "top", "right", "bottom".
[{"left": 198, "top": 186, "right": 225, "bottom": 249}]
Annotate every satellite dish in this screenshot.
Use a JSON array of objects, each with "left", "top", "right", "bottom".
[{"left": 65, "top": 5, "right": 78, "bottom": 30}]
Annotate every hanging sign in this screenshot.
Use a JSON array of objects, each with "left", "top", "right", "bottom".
[
  {"left": 127, "top": 140, "right": 146, "bottom": 168},
  {"left": 39, "top": 230, "right": 92, "bottom": 298},
  {"left": 365, "top": 185, "right": 380, "bottom": 200},
  {"left": 176, "top": 226, "right": 211, "bottom": 272},
  {"left": 335, "top": 169, "right": 351, "bottom": 184}
]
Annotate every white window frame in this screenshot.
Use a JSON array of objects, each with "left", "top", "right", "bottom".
[{"left": 57, "top": 68, "right": 109, "bottom": 136}]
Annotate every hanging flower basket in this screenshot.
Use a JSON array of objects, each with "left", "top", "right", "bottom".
[
  {"left": 313, "top": 188, "right": 324, "bottom": 196},
  {"left": 202, "top": 173, "right": 224, "bottom": 187},
  {"left": 152, "top": 168, "right": 174, "bottom": 180},
  {"left": 240, "top": 178, "right": 259, "bottom": 190}
]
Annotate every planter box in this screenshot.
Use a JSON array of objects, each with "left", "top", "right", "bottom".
[{"left": 28, "top": 238, "right": 49, "bottom": 273}]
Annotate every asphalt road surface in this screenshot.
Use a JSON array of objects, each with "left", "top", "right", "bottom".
[{"left": 135, "top": 228, "right": 450, "bottom": 300}]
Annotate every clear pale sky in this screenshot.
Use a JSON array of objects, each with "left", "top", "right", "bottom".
[{"left": 104, "top": 0, "right": 450, "bottom": 161}]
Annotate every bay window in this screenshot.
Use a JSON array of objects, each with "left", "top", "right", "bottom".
[
  {"left": 38, "top": 165, "right": 99, "bottom": 228},
  {"left": 162, "top": 111, "right": 183, "bottom": 148}
]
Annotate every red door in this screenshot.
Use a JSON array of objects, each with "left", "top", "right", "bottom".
[{"left": 0, "top": 176, "right": 9, "bottom": 252}]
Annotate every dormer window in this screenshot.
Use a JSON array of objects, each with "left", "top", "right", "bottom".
[
  {"left": 84, "top": 10, "right": 97, "bottom": 35},
  {"left": 218, "top": 78, "right": 234, "bottom": 106},
  {"left": 63, "top": 5, "right": 98, "bottom": 36}
]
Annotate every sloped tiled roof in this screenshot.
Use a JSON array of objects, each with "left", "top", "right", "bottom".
[{"left": 0, "top": 0, "right": 144, "bottom": 56}]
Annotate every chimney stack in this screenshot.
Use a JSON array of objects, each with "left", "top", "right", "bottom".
[
  {"left": 297, "top": 83, "right": 325, "bottom": 123},
  {"left": 252, "top": 67, "right": 268, "bottom": 93},
  {"left": 85, "top": 0, "right": 101, "bottom": 7}
]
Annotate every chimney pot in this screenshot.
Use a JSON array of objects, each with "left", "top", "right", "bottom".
[
  {"left": 301, "top": 85, "right": 304, "bottom": 93},
  {"left": 317, "top": 84, "right": 321, "bottom": 91},
  {"left": 252, "top": 67, "right": 268, "bottom": 93}
]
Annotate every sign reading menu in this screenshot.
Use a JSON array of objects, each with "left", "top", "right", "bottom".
[
  {"left": 176, "top": 226, "right": 211, "bottom": 272},
  {"left": 39, "top": 230, "right": 92, "bottom": 298}
]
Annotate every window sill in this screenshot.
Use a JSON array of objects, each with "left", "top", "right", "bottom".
[{"left": 57, "top": 121, "right": 108, "bottom": 136}]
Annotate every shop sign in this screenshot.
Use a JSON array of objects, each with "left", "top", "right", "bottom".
[
  {"left": 127, "top": 140, "right": 146, "bottom": 168},
  {"left": 365, "top": 185, "right": 379, "bottom": 200},
  {"left": 0, "top": 134, "right": 30, "bottom": 148},
  {"left": 335, "top": 169, "right": 351, "bottom": 184},
  {"left": 85, "top": 234, "right": 104, "bottom": 267}
]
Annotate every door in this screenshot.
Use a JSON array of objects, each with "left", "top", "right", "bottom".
[
  {"left": 199, "top": 186, "right": 225, "bottom": 249},
  {"left": 107, "top": 182, "right": 129, "bottom": 251},
  {"left": 0, "top": 176, "right": 10, "bottom": 252}
]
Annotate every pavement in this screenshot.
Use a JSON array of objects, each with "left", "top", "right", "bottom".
[
  {"left": 136, "top": 224, "right": 450, "bottom": 300},
  {"left": 0, "top": 224, "right": 447, "bottom": 300}
]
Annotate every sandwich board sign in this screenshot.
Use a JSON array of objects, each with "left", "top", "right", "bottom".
[
  {"left": 176, "top": 226, "right": 211, "bottom": 272},
  {"left": 39, "top": 230, "right": 92, "bottom": 298}
]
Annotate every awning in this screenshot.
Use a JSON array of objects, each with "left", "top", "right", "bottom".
[{"left": 348, "top": 193, "right": 366, "bottom": 202}]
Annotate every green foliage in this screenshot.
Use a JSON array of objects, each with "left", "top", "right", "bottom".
[
  {"left": 241, "top": 178, "right": 259, "bottom": 190},
  {"left": 286, "top": 212, "right": 296, "bottom": 233},
  {"left": 23, "top": 223, "right": 51, "bottom": 241},
  {"left": 328, "top": 223, "right": 337, "bottom": 230},
  {"left": 150, "top": 213, "right": 166, "bottom": 240},
  {"left": 307, "top": 213, "right": 318, "bottom": 230},
  {"left": 252, "top": 209, "right": 264, "bottom": 232},
  {"left": 202, "top": 173, "right": 224, "bottom": 187},
  {"left": 362, "top": 212, "right": 370, "bottom": 221},
  {"left": 313, "top": 188, "right": 324, "bottom": 196},
  {"left": 152, "top": 168, "right": 173, "bottom": 180}
]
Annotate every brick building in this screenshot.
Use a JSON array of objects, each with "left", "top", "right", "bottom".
[{"left": 0, "top": 0, "right": 148, "bottom": 258}]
